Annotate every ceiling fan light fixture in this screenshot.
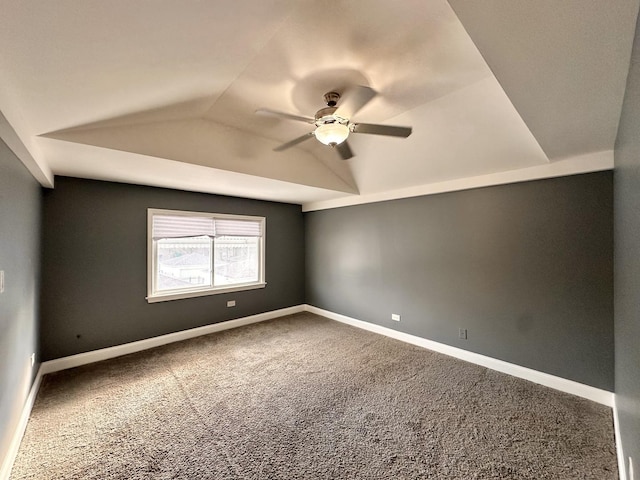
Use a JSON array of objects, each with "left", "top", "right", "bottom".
[{"left": 315, "top": 122, "right": 349, "bottom": 146}]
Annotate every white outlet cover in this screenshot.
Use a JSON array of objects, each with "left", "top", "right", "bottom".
[
  {"left": 227, "top": 300, "right": 236, "bottom": 307},
  {"left": 391, "top": 314, "right": 401, "bottom": 321}
]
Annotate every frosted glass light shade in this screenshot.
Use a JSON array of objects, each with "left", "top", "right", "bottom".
[{"left": 315, "top": 123, "right": 349, "bottom": 146}]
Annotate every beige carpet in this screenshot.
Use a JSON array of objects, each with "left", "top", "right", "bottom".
[{"left": 11, "top": 312, "right": 617, "bottom": 479}]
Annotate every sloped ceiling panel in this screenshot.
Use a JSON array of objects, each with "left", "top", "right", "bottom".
[
  {"left": 44, "top": 119, "right": 358, "bottom": 193},
  {"left": 449, "top": 0, "right": 640, "bottom": 160}
]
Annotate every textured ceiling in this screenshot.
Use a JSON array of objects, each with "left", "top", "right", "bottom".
[{"left": 0, "top": 0, "right": 637, "bottom": 206}]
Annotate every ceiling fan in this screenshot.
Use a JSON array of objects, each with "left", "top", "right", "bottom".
[{"left": 255, "top": 86, "right": 412, "bottom": 160}]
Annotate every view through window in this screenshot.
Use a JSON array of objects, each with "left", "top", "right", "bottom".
[{"left": 148, "top": 209, "right": 265, "bottom": 302}]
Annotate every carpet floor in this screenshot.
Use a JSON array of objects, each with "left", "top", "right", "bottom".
[{"left": 11, "top": 312, "right": 617, "bottom": 479}]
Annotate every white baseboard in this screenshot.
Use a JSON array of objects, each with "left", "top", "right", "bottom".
[
  {"left": 41, "top": 305, "right": 305, "bottom": 375},
  {"left": 0, "top": 366, "right": 44, "bottom": 480},
  {"left": 614, "top": 398, "right": 627, "bottom": 480},
  {"left": 304, "top": 305, "right": 614, "bottom": 407}
]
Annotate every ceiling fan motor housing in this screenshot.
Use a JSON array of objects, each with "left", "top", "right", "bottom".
[{"left": 314, "top": 105, "right": 349, "bottom": 126}]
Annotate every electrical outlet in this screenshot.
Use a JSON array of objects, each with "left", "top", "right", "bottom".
[
  {"left": 30, "top": 353, "right": 35, "bottom": 367},
  {"left": 391, "top": 314, "right": 401, "bottom": 322},
  {"left": 0, "top": 270, "right": 4, "bottom": 293},
  {"left": 459, "top": 328, "right": 467, "bottom": 340},
  {"left": 227, "top": 300, "right": 236, "bottom": 307}
]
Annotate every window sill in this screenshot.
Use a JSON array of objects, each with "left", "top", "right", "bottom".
[{"left": 146, "top": 282, "right": 266, "bottom": 303}]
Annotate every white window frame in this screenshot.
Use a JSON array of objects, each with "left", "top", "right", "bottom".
[{"left": 147, "top": 208, "right": 266, "bottom": 303}]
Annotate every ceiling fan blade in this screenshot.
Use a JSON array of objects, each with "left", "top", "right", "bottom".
[
  {"left": 335, "top": 86, "right": 377, "bottom": 119},
  {"left": 273, "top": 132, "right": 315, "bottom": 151},
  {"left": 255, "top": 108, "right": 315, "bottom": 124},
  {"left": 336, "top": 140, "right": 354, "bottom": 160},
  {"left": 351, "top": 122, "right": 412, "bottom": 138}
]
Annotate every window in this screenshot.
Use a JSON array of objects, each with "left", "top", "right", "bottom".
[{"left": 147, "top": 209, "right": 265, "bottom": 303}]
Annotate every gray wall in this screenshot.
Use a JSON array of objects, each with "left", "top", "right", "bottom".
[
  {"left": 614, "top": 10, "right": 640, "bottom": 475},
  {"left": 40, "top": 177, "right": 304, "bottom": 361},
  {"left": 0, "top": 140, "right": 41, "bottom": 466},
  {"left": 305, "top": 172, "right": 614, "bottom": 390}
]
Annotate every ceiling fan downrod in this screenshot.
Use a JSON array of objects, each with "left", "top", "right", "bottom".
[{"left": 323, "top": 91, "right": 340, "bottom": 107}]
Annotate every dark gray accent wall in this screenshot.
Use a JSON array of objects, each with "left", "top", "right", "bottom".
[
  {"left": 0, "top": 140, "right": 41, "bottom": 465},
  {"left": 40, "top": 177, "right": 304, "bottom": 361},
  {"left": 614, "top": 10, "right": 640, "bottom": 474},
  {"left": 305, "top": 172, "right": 614, "bottom": 390}
]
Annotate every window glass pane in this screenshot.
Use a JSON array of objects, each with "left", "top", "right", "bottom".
[
  {"left": 214, "top": 236, "right": 259, "bottom": 286},
  {"left": 156, "top": 236, "right": 212, "bottom": 291}
]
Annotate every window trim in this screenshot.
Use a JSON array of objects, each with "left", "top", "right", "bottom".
[{"left": 147, "top": 208, "right": 266, "bottom": 303}]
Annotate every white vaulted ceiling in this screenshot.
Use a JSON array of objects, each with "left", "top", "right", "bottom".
[{"left": 0, "top": 1, "right": 637, "bottom": 208}]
